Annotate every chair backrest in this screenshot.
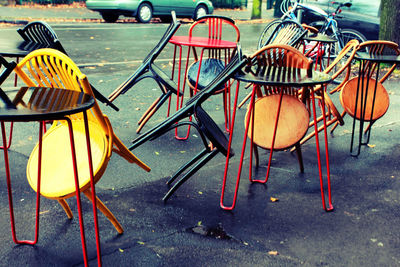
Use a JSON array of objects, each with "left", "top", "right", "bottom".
[
  {"left": 143, "top": 11, "right": 181, "bottom": 64},
  {"left": 246, "top": 44, "right": 312, "bottom": 97},
  {"left": 324, "top": 39, "right": 359, "bottom": 93},
  {"left": 189, "top": 15, "right": 240, "bottom": 43},
  {"left": 13, "top": 48, "right": 105, "bottom": 126},
  {"left": 0, "top": 56, "right": 17, "bottom": 86},
  {"left": 14, "top": 48, "right": 150, "bottom": 170},
  {"left": 17, "top": 21, "right": 67, "bottom": 54},
  {"left": 262, "top": 20, "right": 306, "bottom": 49},
  {"left": 248, "top": 44, "right": 311, "bottom": 71},
  {"left": 0, "top": 56, "right": 17, "bottom": 107},
  {"left": 356, "top": 40, "right": 400, "bottom": 84}
]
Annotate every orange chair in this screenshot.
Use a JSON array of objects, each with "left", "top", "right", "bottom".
[
  {"left": 338, "top": 40, "right": 400, "bottom": 155},
  {"left": 14, "top": 48, "right": 150, "bottom": 235},
  {"left": 244, "top": 44, "right": 312, "bottom": 182},
  {"left": 295, "top": 39, "right": 360, "bottom": 147}
]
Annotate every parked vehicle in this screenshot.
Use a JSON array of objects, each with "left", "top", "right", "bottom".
[
  {"left": 86, "top": 0, "right": 214, "bottom": 23},
  {"left": 300, "top": 0, "right": 380, "bottom": 40}
]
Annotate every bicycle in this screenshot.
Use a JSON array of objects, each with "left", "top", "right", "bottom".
[{"left": 258, "top": 0, "right": 367, "bottom": 55}]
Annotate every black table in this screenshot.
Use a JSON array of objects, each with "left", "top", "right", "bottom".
[
  {"left": 220, "top": 66, "right": 334, "bottom": 211},
  {"left": 0, "top": 86, "right": 103, "bottom": 266},
  {"left": 0, "top": 38, "right": 49, "bottom": 58},
  {"left": 303, "top": 33, "right": 337, "bottom": 71},
  {"left": 345, "top": 52, "right": 400, "bottom": 156}
]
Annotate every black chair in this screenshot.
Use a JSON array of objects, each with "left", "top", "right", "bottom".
[
  {"left": 0, "top": 56, "right": 17, "bottom": 149},
  {"left": 107, "top": 11, "right": 182, "bottom": 133},
  {"left": 17, "top": 21, "right": 118, "bottom": 111},
  {"left": 129, "top": 46, "right": 247, "bottom": 202}
]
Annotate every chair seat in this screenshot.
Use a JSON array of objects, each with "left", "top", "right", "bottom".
[
  {"left": 187, "top": 58, "right": 225, "bottom": 91},
  {"left": 245, "top": 94, "right": 310, "bottom": 150},
  {"left": 340, "top": 77, "right": 389, "bottom": 121},
  {"left": 27, "top": 120, "right": 108, "bottom": 199},
  {"left": 195, "top": 106, "right": 234, "bottom": 157}
]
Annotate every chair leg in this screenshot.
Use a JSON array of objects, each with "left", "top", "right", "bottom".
[
  {"left": 0, "top": 122, "right": 13, "bottom": 150},
  {"left": 294, "top": 143, "right": 305, "bottom": 173},
  {"left": 136, "top": 92, "right": 172, "bottom": 134},
  {"left": 253, "top": 143, "right": 260, "bottom": 168},
  {"left": 58, "top": 199, "right": 73, "bottom": 219},
  {"left": 163, "top": 149, "right": 219, "bottom": 203},
  {"left": 237, "top": 91, "right": 252, "bottom": 109},
  {"left": 83, "top": 190, "right": 124, "bottom": 234},
  {"left": 166, "top": 149, "right": 209, "bottom": 185}
]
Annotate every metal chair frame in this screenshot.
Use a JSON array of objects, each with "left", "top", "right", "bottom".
[
  {"left": 129, "top": 47, "right": 247, "bottom": 201},
  {"left": 107, "top": 11, "right": 182, "bottom": 133}
]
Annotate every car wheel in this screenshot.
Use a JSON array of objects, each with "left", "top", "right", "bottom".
[
  {"left": 194, "top": 4, "right": 208, "bottom": 20},
  {"left": 101, "top": 12, "right": 119, "bottom": 23},
  {"left": 136, "top": 3, "right": 153, "bottom": 23}
]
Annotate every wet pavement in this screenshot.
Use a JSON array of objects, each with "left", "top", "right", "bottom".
[{"left": 0, "top": 4, "right": 400, "bottom": 267}]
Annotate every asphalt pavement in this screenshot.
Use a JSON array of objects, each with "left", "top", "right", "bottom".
[{"left": 1, "top": 4, "right": 400, "bottom": 267}]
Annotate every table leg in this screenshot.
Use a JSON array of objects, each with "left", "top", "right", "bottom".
[
  {"left": 310, "top": 88, "right": 334, "bottom": 211},
  {"left": 174, "top": 45, "right": 192, "bottom": 140},
  {"left": 220, "top": 81, "right": 250, "bottom": 210},
  {"left": 2, "top": 121, "right": 43, "bottom": 245}
]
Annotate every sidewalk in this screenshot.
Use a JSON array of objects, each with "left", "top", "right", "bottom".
[{"left": 0, "top": 2, "right": 275, "bottom": 24}]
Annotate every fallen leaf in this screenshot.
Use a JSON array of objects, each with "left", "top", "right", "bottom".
[
  {"left": 119, "top": 248, "right": 124, "bottom": 253},
  {"left": 155, "top": 151, "right": 160, "bottom": 155},
  {"left": 268, "top": 251, "right": 279, "bottom": 255},
  {"left": 270, "top": 197, "right": 279, "bottom": 202},
  {"left": 137, "top": 241, "right": 145, "bottom": 245},
  {"left": 367, "top": 144, "right": 376, "bottom": 148},
  {"left": 197, "top": 221, "right": 202, "bottom": 226},
  {"left": 198, "top": 191, "right": 203, "bottom": 195}
]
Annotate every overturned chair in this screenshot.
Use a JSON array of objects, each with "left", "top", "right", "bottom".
[
  {"left": 129, "top": 46, "right": 247, "bottom": 202},
  {"left": 108, "top": 11, "right": 182, "bottom": 133}
]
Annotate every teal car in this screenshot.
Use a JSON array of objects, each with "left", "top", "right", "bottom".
[{"left": 86, "top": 0, "right": 214, "bottom": 23}]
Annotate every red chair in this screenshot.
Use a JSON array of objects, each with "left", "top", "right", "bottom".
[{"left": 186, "top": 15, "right": 240, "bottom": 133}]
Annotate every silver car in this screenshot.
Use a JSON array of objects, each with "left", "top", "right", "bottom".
[{"left": 86, "top": 0, "right": 214, "bottom": 23}]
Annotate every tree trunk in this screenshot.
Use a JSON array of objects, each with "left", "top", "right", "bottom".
[
  {"left": 379, "top": 0, "right": 400, "bottom": 43},
  {"left": 251, "top": 0, "right": 262, "bottom": 19}
]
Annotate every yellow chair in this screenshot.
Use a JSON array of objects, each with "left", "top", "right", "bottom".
[{"left": 14, "top": 48, "right": 151, "bottom": 234}]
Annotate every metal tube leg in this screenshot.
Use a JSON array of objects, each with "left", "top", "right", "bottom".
[
  {"left": 66, "top": 118, "right": 89, "bottom": 266},
  {"left": 2, "top": 121, "right": 42, "bottom": 245}
]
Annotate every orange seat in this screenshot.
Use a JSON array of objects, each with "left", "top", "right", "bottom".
[
  {"left": 340, "top": 77, "right": 389, "bottom": 121},
  {"left": 245, "top": 94, "right": 309, "bottom": 150}
]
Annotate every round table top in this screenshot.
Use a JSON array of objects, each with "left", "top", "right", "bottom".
[
  {"left": 0, "top": 87, "right": 94, "bottom": 121},
  {"left": 0, "top": 37, "right": 49, "bottom": 57},
  {"left": 303, "top": 33, "right": 337, "bottom": 43},
  {"left": 169, "top": 35, "right": 237, "bottom": 49},
  {"left": 235, "top": 66, "right": 332, "bottom": 87}
]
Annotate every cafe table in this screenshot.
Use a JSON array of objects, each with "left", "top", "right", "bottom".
[
  {"left": 0, "top": 86, "right": 102, "bottom": 266},
  {"left": 168, "top": 35, "right": 237, "bottom": 139},
  {"left": 220, "top": 65, "right": 334, "bottom": 212},
  {"left": 303, "top": 33, "right": 337, "bottom": 71},
  {"left": 342, "top": 52, "right": 400, "bottom": 156}
]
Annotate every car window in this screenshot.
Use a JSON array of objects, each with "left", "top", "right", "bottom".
[
  {"left": 345, "top": 0, "right": 380, "bottom": 17},
  {"left": 302, "top": 0, "right": 381, "bottom": 17}
]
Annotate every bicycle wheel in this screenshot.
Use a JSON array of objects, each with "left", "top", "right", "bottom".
[
  {"left": 340, "top": 29, "right": 367, "bottom": 47},
  {"left": 258, "top": 19, "right": 282, "bottom": 49}
]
